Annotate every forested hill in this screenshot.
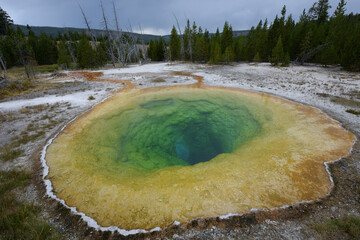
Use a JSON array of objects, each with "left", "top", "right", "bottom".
[
  {"left": 12, "top": 24, "right": 249, "bottom": 43},
  {"left": 12, "top": 24, "right": 164, "bottom": 43}
]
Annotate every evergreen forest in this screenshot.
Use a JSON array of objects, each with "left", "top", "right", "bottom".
[{"left": 0, "top": 0, "right": 359, "bottom": 76}]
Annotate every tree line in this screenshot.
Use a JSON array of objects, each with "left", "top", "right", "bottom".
[
  {"left": 163, "top": 0, "right": 359, "bottom": 71},
  {"left": 0, "top": 4, "right": 148, "bottom": 79},
  {"left": 0, "top": 0, "right": 359, "bottom": 79}
]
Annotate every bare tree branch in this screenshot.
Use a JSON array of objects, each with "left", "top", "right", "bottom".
[
  {"left": 0, "top": 50, "right": 7, "bottom": 78},
  {"left": 173, "top": 13, "right": 184, "bottom": 60},
  {"left": 296, "top": 43, "right": 329, "bottom": 64},
  {"left": 100, "top": 0, "right": 116, "bottom": 67},
  {"left": 79, "top": 4, "right": 97, "bottom": 46}
]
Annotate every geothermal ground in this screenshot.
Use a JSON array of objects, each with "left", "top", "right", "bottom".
[{"left": 0, "top": 62, "right": 360, "bottom": 239}]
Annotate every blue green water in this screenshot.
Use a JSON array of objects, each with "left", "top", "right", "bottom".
[
  {"left": 80, "top": 93, "right": 261, "bottom": 171},
  {"left": 80, "top": 91, "right": 262, "bottom": 171}
]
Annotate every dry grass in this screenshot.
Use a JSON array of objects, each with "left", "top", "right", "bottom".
[
  {"left": 0, "top": 66, "right": 72, "bottom": 100},
  {"left": 151, "top": 78, "right": 166, "bottom": 83}
]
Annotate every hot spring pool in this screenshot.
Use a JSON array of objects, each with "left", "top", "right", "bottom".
[{"left": 45, "top": 86, "right": 355, "bottom": 231}]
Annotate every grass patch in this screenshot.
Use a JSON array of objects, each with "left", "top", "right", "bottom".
[
  {"left": 0, "top": 145, "right": 24, "bottom": 162},
  {"left": 0, "top": 170, "right": 61, "bottom": 239},
  {"left": 42, "top": 120, "right": 59, "bottom": 130},
  {"left": 20, "top": 104, "right": 49, "bottom": 115},
  {"left": 0, "top": 79, "right": 36, "bottom": 100},
  {"left": 346, "top": 109, "right": 360, "bottom": 116},
  {"left": 0, "top": 113, "right": 6, "bottom": 123},
  {"left": 0, "top": 66, "right": 75, "bottom": 100},
  {"left": 0, "top": 170, "right": 31, "bottom": 196},
  {"left": 312, "top": 215, "right": 360, "bottom": 239},
  {"left": 36, "top": 64, "right": 59, "bottom": 73},
  {"left": 349, "top": 90, "right": 360, "bottom": 100},
  {"left": 5, "top": 130, "right": 46, "bottom": 151},
  {"left": 331, "top": 96, "right": 360, "bottom": 108},
  {"left": 151, "top": 78, "right": 166, "bottom": 83}
]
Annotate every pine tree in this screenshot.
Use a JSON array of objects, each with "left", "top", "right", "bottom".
[
  {"left": 27, "top": 29, "right": 38, "bottom": 60},
  {"left": 223, "top": 46, "right": 234, "bottom": 64},
  {"left": 169, "top": 26, "right": 180, "bottom": 61},
  {"left": 183, "top": 20, "right": 191, "bottom": 61},
  {"left": 148, "top": 40, "right": 155, "bottom": 61},
  {"left": 283, "top": 52, "right": 290, "bottom": 66},
  {"left": 209, "top": 42, "right": 222, "bottom": 64},
  {"left": 0, "top": 29, "right": 18, "bottom": 68},
  {"left": 283, "top": 15, "right": 295, "bottom": 54},
  {"left": 77, "top": 32, "right": 97, "bottom": 69},
  {"left": 301, "top": 30, "right": 312, "bottom": 57},
  {"left": 244, "top": 27, "right": 255, "bottom": 60},
  {"left": 194, "top": 36, "right": 208, "bottom": 62},
  {"left": 191, "top": 21, "right": 198, "bottom": 61},
  {"left": 156, "top": 38, "right": 165, "bottom": 61},
  {"left": 308, "top": 0, "right": 331, "bottom": 23},
  {"left": 341, "top": 24, "right": 360, "bottom": 71},
  {"left": 253, "top": 52, "right": 261, "bottom": 62},
  {"left": 57, "top": 41, "right": 72, "bottom": 69},
  {"left": 0, "top": 7, "right": 13, "bottom": 35},
  {"left": 321, "top": 44, "right": 338, "bottom": 66},
  {"left": 334, "top": 0, "right": 346, "bottom": 17},
  {"left": 267, "top": 15, "right": 281, "bottom": 58},
  {"left": 270, "top": 36, "right": 285, "bottom": 66},
  {"left": 96, "top": 41, "right": 107, "bottom": 66},
  {"left": 37, "top": 33, "right": 58, "bottom": 65},
  {"left": 221, "top": 21, "right": 233, "bottom": 54}
]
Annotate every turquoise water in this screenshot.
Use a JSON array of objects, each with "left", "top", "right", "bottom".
[{"left": 82, "top": 94, "right": 262, "bottom": 171}]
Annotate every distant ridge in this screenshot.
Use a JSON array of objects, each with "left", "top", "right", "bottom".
[
  {"left": 12, "top": 24, "right": 249, "bottom": 43},
  {"left": 12, "top": 24, "right": 164, "bottom": 43}
]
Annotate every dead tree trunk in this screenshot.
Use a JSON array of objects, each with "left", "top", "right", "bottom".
[
  {"left": 296, "top": 43, "right": 329, "bottom": 65},
  {"left": 173, "top": 14, "right": 184, "bottom": 61},
  {"left": 79, "top": 5, "right": 97, "bottom": 47},
  {"left": 0, "top": 50, "right": 7, "bottom": 78},
  {"left": 138, "top": 24, "right": 148, "bottom": 64},
  {"left": 66, "top": 41, "right": 77, "bottom": 66},
  {"left": 127, "top": 23, "right": 140, "bottom": 63},
  {"left": 112, "top": 2, "right": 126, "bottom": 66},
  {"left": 13, "top": 36, "right": 32, "bottom": 79},
  {"left": 101, "top": 1, "right": 116, "bottom": 67}
]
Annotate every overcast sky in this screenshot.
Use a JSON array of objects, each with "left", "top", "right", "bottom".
[{"left": 0, "top": 0, "right": 359, "bottom": 35}]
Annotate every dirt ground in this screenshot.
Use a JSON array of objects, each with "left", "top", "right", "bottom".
[{"left": 0, "top": 62, "right": 359, "bottom": 239}]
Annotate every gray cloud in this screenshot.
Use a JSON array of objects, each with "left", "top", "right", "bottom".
[{"left": 0, "top": 0, "right": 359, "bottom": 35}]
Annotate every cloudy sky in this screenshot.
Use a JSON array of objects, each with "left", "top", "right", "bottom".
[{"left": 0, "top": 0, "right": 359, "bottom": 35}]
